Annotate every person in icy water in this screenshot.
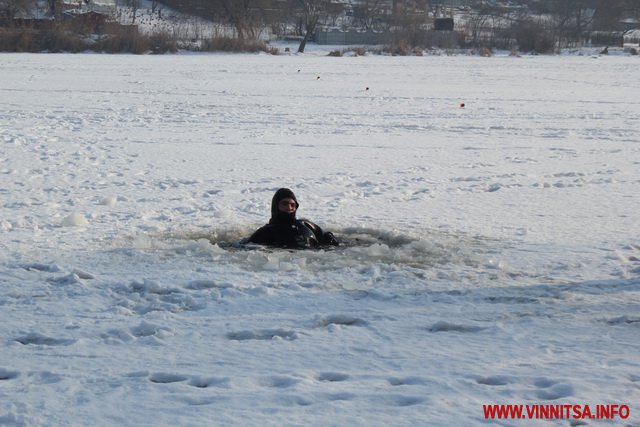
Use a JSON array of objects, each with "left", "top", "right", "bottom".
[{"left": 247, "top": 188, "right": 339, "bottom": 249}]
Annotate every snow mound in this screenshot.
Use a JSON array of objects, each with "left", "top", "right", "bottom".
[{"left": 62, "top": 212, "right": 89, "bottom": 227}]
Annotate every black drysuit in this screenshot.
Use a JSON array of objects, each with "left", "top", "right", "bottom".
[{"left": 247, "top": 188, "right": 338, "bottom": 249}]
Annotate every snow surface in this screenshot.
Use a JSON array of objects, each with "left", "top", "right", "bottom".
[{"left": 1, "top": 52, "right": 639, "bottom": 426}]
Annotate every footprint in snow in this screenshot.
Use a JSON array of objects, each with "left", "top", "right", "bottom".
[
  {"left": 313, "top": 314, "right": 367, "bottom": 328},
  {"left": 188, "top": 376, "right": 231, "bottom": 389},
  {"left": 149, "top": 373, "right": 188, "bottom": 384},
  {"left": 605, "top": 316, "right": 640, "bottom": 326},
  {"left": 260, "top": 375, "right": 300, "bottom": 388},
  {"left": 0, "top": 368, "right": 19, "bottom": 380},
  {"left": 316, "top": 372, "right": 349, "bottom": 382},
  {"left": 483, "top": 296, "right": 539, "bottom": 304},
  {"left": 14, "top": 332, "right": 76, "bottom": 346},
  {"left": 326, "top": 392, "right": 357, "bottom": 402},
  {"left": 387, "top": 376, "right": 426, "bottom": 386},
  {"left": 427, "top": 321, "right": 486, "bottom": 333},
  {"left": 387, "top": 395, "right": 426, "bottom": 407},
  {"left": 176, "top": 395, "right": 221, "bottom": 406},
  {"left": 226, "top": 329, "right": 298, "bottom": 341},
  {"left": 533, "top": 377, "right": 558, "bottom": 388}
]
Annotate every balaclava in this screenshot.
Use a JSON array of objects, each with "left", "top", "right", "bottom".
[{"left": 269, "top": 188, "right": 299, "bottom": 224}]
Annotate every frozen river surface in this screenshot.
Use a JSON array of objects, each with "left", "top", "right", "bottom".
[{"left": 0, "top": 52, "right": 639, "bottom": 426}]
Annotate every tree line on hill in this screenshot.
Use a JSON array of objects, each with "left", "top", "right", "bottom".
[
  {"left": 125, "top": 0, "right": 640, "bottom": 52},
  {"left": 1, "top": 0, "right": 639, "bottom": 53}
]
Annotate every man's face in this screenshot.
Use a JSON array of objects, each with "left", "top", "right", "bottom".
[{"left": 278, "top": 197, "right": 297, "bottom": 214}]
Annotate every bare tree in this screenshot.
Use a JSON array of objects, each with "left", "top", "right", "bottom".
[
  {"left": 592, "top": 0, "right": 624, "bottom": 30},
  {"left": 387, "top": 0, "right": 430, "bottom": 47},
  {"left": 46, "top": 0, "right": 55, "bottom": 16},
  {"left": 218, "top": 0, "right": 259, "bottom": 40},
  {"left": 0, "top": 0, "right": 35, "bottom": 25},
  {"left": 463, "top": 4, "right": 518, "bottom": 48},
  {"left": 353, "top": 0, "right": 388, "bottom": 31},
  {"left": 297, "top": 0, "right": 328, "bottom": 53},
  {"left": 465, "top": 9, "right": 492, "bottom": 47},
  {"left": 552, "top": 0, "right": 594, "bottom": 47},
  {"left": 624, "top": 0, "right": 640, "bottom": 20},
  {"left": 265, "top": 0, "right": 301, "bottom": 39},
  {"left": 124, "top": 0, "right": 140, "bottom": 24}
]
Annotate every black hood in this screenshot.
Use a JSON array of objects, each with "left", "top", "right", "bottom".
[{"left": 269, "top": 188, "right": 299, "bottom": 224}]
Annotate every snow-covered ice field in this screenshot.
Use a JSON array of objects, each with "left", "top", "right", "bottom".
[{"left": 1, "top": 52, "right": 639, "bottom": 426}]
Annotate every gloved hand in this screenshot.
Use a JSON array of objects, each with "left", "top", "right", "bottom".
[{"left": 323, "top": 232, "right": 339, "bottom": 246}]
